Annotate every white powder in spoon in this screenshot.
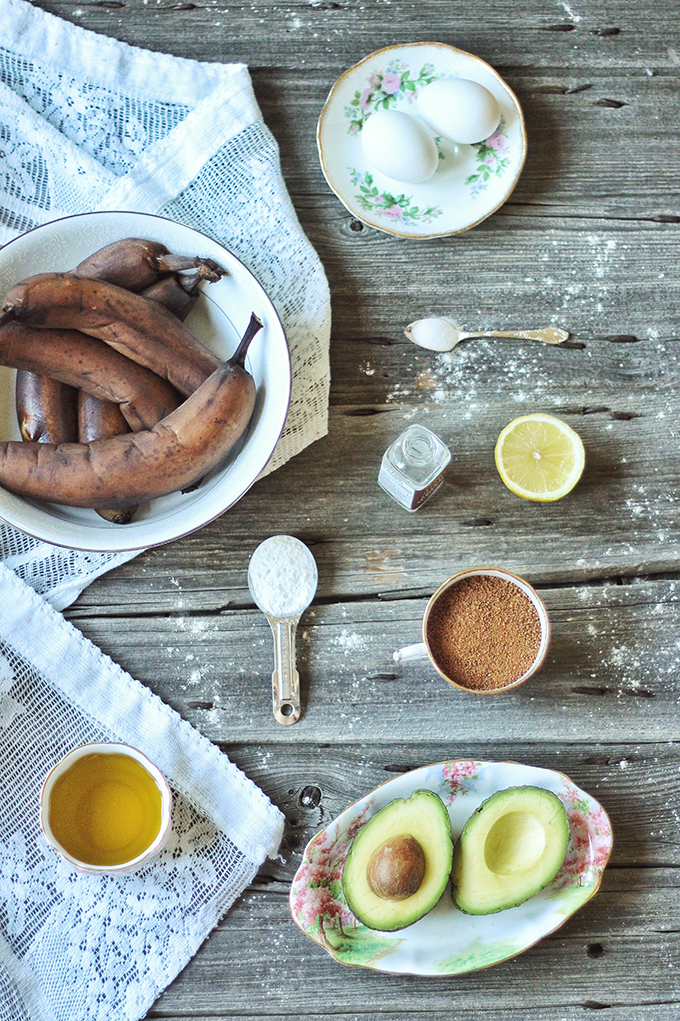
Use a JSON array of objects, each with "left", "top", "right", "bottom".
[{"left": 248, "top": 534, "right": 318, "bottom": 617}]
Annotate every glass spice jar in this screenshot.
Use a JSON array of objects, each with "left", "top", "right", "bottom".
[{"left": 378, "top": 424, "right": 451, "bottom": 512}]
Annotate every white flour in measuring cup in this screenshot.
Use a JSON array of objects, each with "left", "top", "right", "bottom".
[{"left": 247, "top": 535, "right": 318, "bottom": 618}]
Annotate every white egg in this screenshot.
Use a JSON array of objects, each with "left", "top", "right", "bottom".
[
  {"left": 361, "top": 110, "right": 439, "bottom": 184},
  {"left": 417, "top": 78, "right": 501, "bottom": 145}
]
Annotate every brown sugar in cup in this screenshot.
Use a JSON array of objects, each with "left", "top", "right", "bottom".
[{"left": 423, "top": 568, "right": 550, "bottom": 693}]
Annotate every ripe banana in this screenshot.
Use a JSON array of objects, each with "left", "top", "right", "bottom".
[
  {"left": 1, "top": 273, "right": 219, "bottom": 396},
  {"left": 1, "top": 321, "right": 180, "bottom": 431},
  {"left": 75, "top": 237, "right": 225, "bottom": 291},
  {"left": 16, "top": 371, "right": 78, "bottom": 444},
  {"left": 78, "top": 393, "right": 137, "bottom": 524},
  {"left": 0, "top": 314, "right": 262, "bottom": 509}
]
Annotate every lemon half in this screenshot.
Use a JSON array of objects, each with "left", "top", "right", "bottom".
[{"left": 494, "top": 413, "right": 585, "bottom": 501}]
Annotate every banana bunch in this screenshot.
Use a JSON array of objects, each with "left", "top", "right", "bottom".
[{"left": 0, "top": 238, "right": 261, "bottom": 522}]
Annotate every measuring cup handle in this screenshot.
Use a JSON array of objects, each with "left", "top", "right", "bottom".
[
  {"left": 271, "top": 619, "right": 301, "bottom": 725},
  {"left": 393, "top": 642, "right": 429, "bottom": 663}
]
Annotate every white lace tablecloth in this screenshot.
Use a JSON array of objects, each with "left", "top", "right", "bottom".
[
  {"left": 0, "top": 563, "right": 285, "bottom": 1021},
  {"left": 0, "top": 0, "right": 331, "bottom": 606},
  {"left": 0, "top": 3, "right": 330, "bottom": 1017}
]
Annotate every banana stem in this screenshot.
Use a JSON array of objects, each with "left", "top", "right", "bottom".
[
  {"left": 158, "top": 255, "right": 226, "bottom": 283},
  {"left": 229, "top": 313, "right": 263, "bottom": 368}
]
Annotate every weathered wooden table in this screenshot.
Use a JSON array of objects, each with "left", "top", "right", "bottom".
[{"left": 32, "top": 0, "right": 680, "bottom": 1017}]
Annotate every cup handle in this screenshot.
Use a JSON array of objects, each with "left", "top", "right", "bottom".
[{"left": 393, "top": 642, "right": 429, "bottom": 663}]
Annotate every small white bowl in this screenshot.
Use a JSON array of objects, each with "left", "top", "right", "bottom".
[
  {"left": 0, "top": 211, "right": 291, "bottom": 551},
  {"left": 40, "top": 742, "right": 173, "bottom": 874}
]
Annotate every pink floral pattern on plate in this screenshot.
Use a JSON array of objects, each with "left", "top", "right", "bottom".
[
  {"left": 289, "top": 797, "right": 403, "bottom": 965},
  {"left": 440, "top": 759, "right": 480, "bottom": 801},
  {"left": 289, "top": 801, "right": 370, "bottom": 948},
  {"left": 467, "top": 120, "right": 512, "bottom": 197},
  {"left": 349, "top": 169, "right": 443, "bottom": 225},
  {"left": 289, "top": 760, "right": 613, "bottom": 976},
  {"left": 553, "top": 778, "right": 613, "bottom": 890},
  {"left": 345, "top": 60, "right": 440, "bottom": 134}
]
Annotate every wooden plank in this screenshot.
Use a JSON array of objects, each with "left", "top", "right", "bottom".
[
  {"left": 222, "top": 741, "right": 680, "bottom": 871},
  {"left": 68, "top": 578, "right": 680, "bottom": 743},
  {"left": 154, "top": 935, "right": 679, "bottom": 1014},
  {"left": 231, "top": 867, "right": 680, "bottom": 936},
  {"left": 32, "top": 1, "right": 680, "bottom": 73},
  {"left": 313, "top": 219, "right": 680, "bottom": 347},
  {"left": 151, "top": 872, "right": 680, "bottom": 1015},
  {"left": 71, "top": 375, "right": 680, "bottom": 614},
  {"left": 150, "top": 1011, "right": 680, "bottom": 1021}
]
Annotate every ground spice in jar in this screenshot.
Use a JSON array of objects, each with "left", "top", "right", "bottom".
[{"left": 425, "top": 575, "right": 542, "bottom": 691}]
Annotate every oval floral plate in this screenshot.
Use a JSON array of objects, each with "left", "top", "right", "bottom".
[
  {"left": 290, "top": 760, "right": 612, "bottom": 975},
  {"left": 317, "top": 43, "right": 526, "bottom": 239}
]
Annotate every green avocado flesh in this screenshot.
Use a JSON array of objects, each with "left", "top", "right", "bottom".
[
  {"left": 342, "top": 790, "right": 453, "bottom": 931},
  {"left": 452, "top": 786, "right": 569, "bottom": 915}
]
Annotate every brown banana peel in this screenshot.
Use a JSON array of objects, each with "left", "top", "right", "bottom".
[
  {"left": 78, "top": 393, "right": 137, "bottom": 524},
  {"left": 1, "top": 321, "right": 180, "bottom": 431},
  {"left": 0, "top": 314, "right": 263, "bottom": 510},
  {"left": 75, "top": 238, "right": 225, "bottom": 291},
  {"left": 1, "top": 273, "right": 220, "bottom": 396},
  {"left": 16, "top": 371, "right": 78, "bottom": 444}
]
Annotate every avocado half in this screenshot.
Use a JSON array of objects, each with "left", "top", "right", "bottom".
[
  {"left": 342, "top": 790, "right": 453, "bottom": 931},
  {"left": 451, "top": 785, "right": 569, "bottom": 915}
]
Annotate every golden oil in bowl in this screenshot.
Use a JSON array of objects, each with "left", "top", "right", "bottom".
[{"left": 41, "top": 743, "right": 172, "bottom": 873}]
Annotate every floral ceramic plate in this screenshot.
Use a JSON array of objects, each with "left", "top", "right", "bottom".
[
  {"left": 317, "top": 43, "right": 526, "bottom": 239},
  {"left": 290, "top": 760, "right": 612, "bottom": 975}
]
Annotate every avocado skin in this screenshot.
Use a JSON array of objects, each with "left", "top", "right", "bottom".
[
  {"left": 342, "top": 790, "right": 453, "bottom": 931},
  {"left": 451, "top": 785, "right": 570, "bottom": 915}
]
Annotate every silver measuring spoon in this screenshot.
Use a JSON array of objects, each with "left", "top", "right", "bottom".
[
  {"left": 404, "top": 318, "right": 569, "bottom": 352},
  {"left": 248, "top": 535, "right": 318, "bottom": 726}
]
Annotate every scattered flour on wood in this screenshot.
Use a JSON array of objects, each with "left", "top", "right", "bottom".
[
  {"left": 333, "top": 629, "right": 367, "bottom": 653},
  {"left": 390, "top": 338, "right": 569, "bottom": 408},
  {"left": 174, "top": 617, "right": 215, "bottom": 635}
]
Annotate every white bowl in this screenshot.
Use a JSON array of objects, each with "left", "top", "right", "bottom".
[
  {"left": 40, "top": 742, "right": 173, "bottom": 874},
  {"left": 0, "top": 211, "right": 291, "bottom": 551}
]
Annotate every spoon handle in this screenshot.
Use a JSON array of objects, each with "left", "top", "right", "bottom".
[
  {"left": 461, "top": 327, "right": 569, "bottom": 345},
  {"left": 270, "top": 617, "right": 301, "bottom": 725}
]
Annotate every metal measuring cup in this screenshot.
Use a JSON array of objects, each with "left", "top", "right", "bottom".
[{"left": 248, "top": 535, "right": 318, "bottom": 725}]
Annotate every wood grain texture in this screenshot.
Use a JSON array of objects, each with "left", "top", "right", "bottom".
[
  {"left": 149, "top": 1013, "right": 680, "bottom": 1021},
  {"left": 224, "top": 741, "right": 679, "bottom": 871},
  {"left": 28, "top": 0, "right": 680, "bottom": 70},
  {"left": 69, "top": 579, "right": 680, "bottom": 743},
  {"left": 152, "top": 866, "right": 680, "bottom": 1015},
  {"left": 17, "top": 0, "right": 680, "bottom": 1017}
]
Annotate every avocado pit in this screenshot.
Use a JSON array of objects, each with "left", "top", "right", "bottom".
[{"left": 367, "top": 834, "right": 426, "bottom": 900}]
